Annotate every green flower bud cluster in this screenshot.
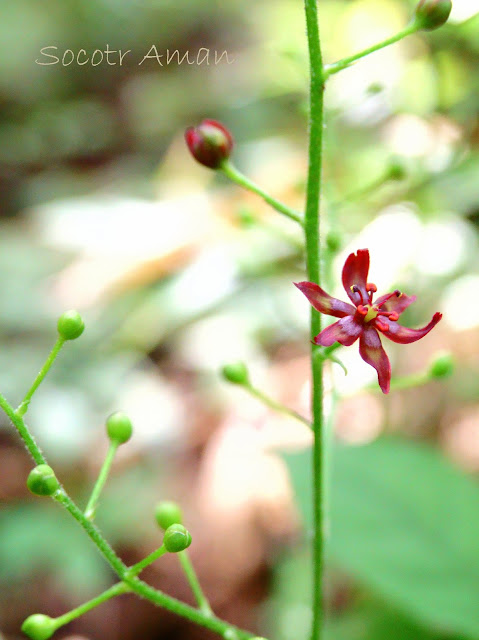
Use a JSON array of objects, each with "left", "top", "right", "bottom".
[{"left": 155, "top": 502, "right": 190, "bottom": 552}]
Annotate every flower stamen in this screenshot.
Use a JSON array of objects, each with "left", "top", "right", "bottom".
[
  {"left": 351, "top": 284, "right": 365, "bottom": 304},
  {"left": 366, "top": 282, "right": 377, "bottom": 304},
  {"left": 377, "top": 290, "right": 401, "bottom": 309}
]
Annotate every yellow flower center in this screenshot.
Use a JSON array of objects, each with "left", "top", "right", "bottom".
[{"left": 364, "top": 305, "right": 378, "bottom": 323}]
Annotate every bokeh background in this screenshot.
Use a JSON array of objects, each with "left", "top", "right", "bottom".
[{"left": 0, "top": 0, "right": 479, "bottom": 639}]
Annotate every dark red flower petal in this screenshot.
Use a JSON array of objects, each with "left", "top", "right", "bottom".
[
  {"left": 294, "top": 282, "right": 356, "bottom": 318},
  {"left": 342, "top": 249, "right": 370, "bottom": 305},
  {"left": 375, "top": 292, "right": 416, "bottom": 315},
  {"left": 313, "top": 316, "right": 363, "bottom": 347},
  {"left": 359, "top": 326, "right": 391, "bottom": 394},
  {"left": 377, "top": 312, "right": 442, "bottom": 344}
]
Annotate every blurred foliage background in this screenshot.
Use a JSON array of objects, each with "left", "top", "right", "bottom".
[{"left": 0, "top": 0, "right": 478, "bottom": 639}]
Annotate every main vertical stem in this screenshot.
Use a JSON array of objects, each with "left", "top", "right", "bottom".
[{"left": 304, "top": 1, "right": 325, "bottom": 639}]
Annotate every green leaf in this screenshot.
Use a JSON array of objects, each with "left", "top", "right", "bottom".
[
  {"left": 325, "top": 597, "right": 439, "bottom": 640},
  {"left": 284, "top": 437, "right": 479, "bottom": 638}
]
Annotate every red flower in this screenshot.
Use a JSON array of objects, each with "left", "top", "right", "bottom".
[{"left": 295, "top": 249, "right": 442, "bottom": 394}]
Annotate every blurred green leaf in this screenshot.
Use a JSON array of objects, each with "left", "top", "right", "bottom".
[
  {"left": 325, "top": 597, "right": 440, "bottom": 640},
  {"left": 0, "top": 502, "right": 111, "bottom": 596},
  {"left": 284, "top": 437, "right": 479, "bottom": 638}
]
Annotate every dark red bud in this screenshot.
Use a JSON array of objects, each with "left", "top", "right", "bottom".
[
  {"left": 185, "top": 119, "right": 233, "bottom": 169},
  {"left": 415, "top": 0, "right": 452, "bottom": 30}
]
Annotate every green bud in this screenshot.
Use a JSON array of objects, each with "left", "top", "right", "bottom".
[
  {"left": 27, "top": 465, "right": 60, "bottom": 496},
  {"left": 57, "top": 310, "right": 85, "bottom": 340},
  {"left": 236, "top": 207, "right": 256, "bottom": 228},
  {"left": 367, "top": 82, "right": 383, "bottom": 95},
  {"left": 221, "top": 362, "right": 250, "bottom": 386},
  {"left": 387, "top": 157, "right": 407, "bottom": 181},
  {"left": 21, "top": 614, "right": 57, "bottom": 640},
  {"left": 163, "top": 523, "right": 192, "bottom": 553},
  {"left": 415, "top": 0, "right": 452, "bottom": 30},
  {"left": 106, "top": 411, "right": 133, "bottom": 444},
  {"left": 429, "top": 351, "right": 454, "bottom": 378},
  {"left": 155, "top": 501, "right": 183, "bottom": 531},
  {"left": 326, "top": 230, "right": 342, "bottom": 253}
]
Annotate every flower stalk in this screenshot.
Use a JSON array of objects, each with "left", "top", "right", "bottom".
[
  {"left": 16, "top": 337, "right": 65, "bottom": 418},
  {"left": 220, "top": 162, "right": 304, "bottom": 226},
  {"left": 84, "top": 441, "right": 119, "bottom": 520},
  {"left": 324, "top": 21, "right": 420, "bottom": 79},
  {"left": 303, "top": 0, "right": 326, "bottom": 638}
]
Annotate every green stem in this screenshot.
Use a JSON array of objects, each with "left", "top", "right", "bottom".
[
  {"left": 128, "top": 545, "right": 168, "bottom": 577},
  {"left": 84, "top": 441, "right": 119, "bottom": 520},
  {"left": 304, "top": 1, "right": 325, "bottom": 639},
  {"left": 324, "top": 22, "right": 419, "bottom": 78},
  {"left": 125, "top": 577, "right": 254, "bottom": 640},
  {"left": 0, "top": 392, "right": 46, "bottom": 465},
  {"left": 221, "top": 162, "right": 304, "bottom": 225},
  {"left": 179, "top": 550, "right": 213, "bottom": 616},
  {"left": 244, "top": 383, "right": 311, "bottom": 429},
  {"left": 16, "top": 337, "right": 65, "bottom": 417},
  {"left": 53, "top": 489, "right": 129, "bottom": 577},
  {"left": 53, "top": 582, "right": 130, "bottom": 631}
]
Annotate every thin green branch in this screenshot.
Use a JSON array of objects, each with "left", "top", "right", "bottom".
[
  {"left": 84, "top": 441, "right": 119, "bottom": 520},
  {"left": 324, "top": 22, "right": 419, "bottom": 78},
  {"left": 53, "top": 489, "right": 129, "bottom": 577},
  {"left": 125, "top": 577, "right": 254, "bottom": 640},
  {"left": 16, "top": 337, "right": 65, "bottom": 417},
  {"left": 221, "top": 162, "right": 304, "bottom": 226},
  {"left": 127, "top": 545, "right": 168, "bottom": 577},
  {"left": 179, "top": 550, "right": 213, "bottom": 616},
  {"left": 0, "top": 392, "right": 46, "bottom": 465},
  {"left": 53, "top": 582, "right": 130, "bottom": 632},
  {"left": 304, "top": 3, "right": 325, "bottom": 640},
  {"left": 244, "top": 383, "right": 312, "bottom": 429}
]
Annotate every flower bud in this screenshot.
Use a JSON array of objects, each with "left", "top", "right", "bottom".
[
  {"left": 21, "top": 614, "right": 57, "bottom": 640},
  {"left": 221, "top": 362, "right": 250, "bottom": 386},
  {"left": 429, "top": 351, "right": 454, "bottom": 378},
  {"left": 106, "top": 411, "right": 133, "bottom": 445},
  {"left": 185, "top": 119, "right": 233, "bottom": 169},
  {"left": 163, "top": 523, "right": 192, "bottom": 553},
  {"left": 155, "top": 501, "right": 183, "bottom": 531},
  {"left": 415, "top": 0, "right": 452, "bottom": 30},
  {"left": 326, "top": 230, "right": 342, "bottom": 253},
  {"left": 57, "top": 310, "right": 85, "bottom": 340},
  {"left": 236, "top": 206, "right": 256, "bottom": 228},
  {"left": 27, "top": 465, "right": 60, "bottom": 496},
  {"left": 387, "top": 157, "right": 407, "bottom": 181}
]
